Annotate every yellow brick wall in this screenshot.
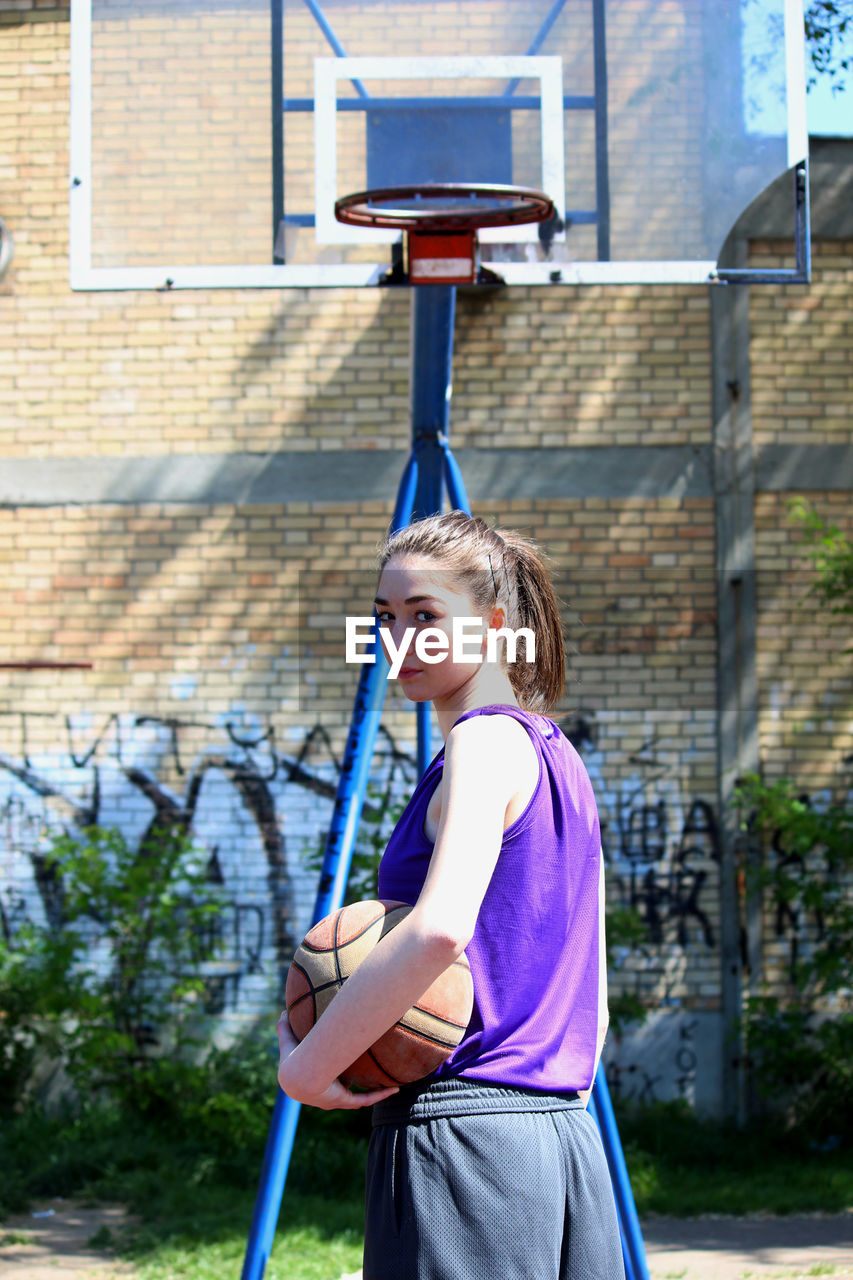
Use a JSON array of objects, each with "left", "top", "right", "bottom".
[
  {"left": 748, "top": 242, "right": 853, "bottom": 801},
  {"left": 1, "top": 4, "right": 850, "bottom": 1107},
  {"left": 754, "top": 488, "right": 853, "bottom": 795},
  {"left": 0, "top": 492, "right": 720, "bottom": 1018},
  {"left": 750, "top": 241, "right": 853, "bottom": 448}
]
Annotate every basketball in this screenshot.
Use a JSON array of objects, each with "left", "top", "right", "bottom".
[{"left": 285, "top": 899, "right": 474, "bottom": 1090}]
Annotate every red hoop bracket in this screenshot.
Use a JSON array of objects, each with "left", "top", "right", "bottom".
[{"left": 334, "top": 183, "right": 556, "bottom": 285}]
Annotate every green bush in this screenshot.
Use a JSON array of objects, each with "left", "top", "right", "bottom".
[
  {"left": 615, "top": 1097, "right": 853, "bottom": 1215},
  {"left": 789, "top": 495, "right": 853, "bottom": 637},
  {"left": 0, "top": 822, "right": 225, "bottom": 1113},
  {"left": 605, "top": 904, "right": 650, "bottom": 1033},
  {"left": 0, "top": 1022, "right": 372, "bottom": 1221},
  {"left": 729, "top": 500, "right": 853, "bottom": 1139},
  {"left": 0, "top": 923, "right": 81, "bottom": 1106},
  {"left": 735, "top": 774, "right": 853, "bottom": 1139}
]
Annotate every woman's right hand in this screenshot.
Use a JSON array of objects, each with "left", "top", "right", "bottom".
[{"left": 275, "top": 1012, "right": 398, "bottom": 1111}]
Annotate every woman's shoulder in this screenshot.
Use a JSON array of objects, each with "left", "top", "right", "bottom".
[
  {"left": 447, "top": 705, "right": 541, "bottom": 766},
  {"left": 449, "top": 706, "right": 591, "bottom": 789},
  {"left": 450, "top": 703, "right": 552, "bottom": 739}
]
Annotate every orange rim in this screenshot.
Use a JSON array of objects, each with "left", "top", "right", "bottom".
[{"left": 334, "top": 183, "right": 555, "bottom": 231}]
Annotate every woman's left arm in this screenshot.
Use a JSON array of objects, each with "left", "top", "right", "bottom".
[{"left": 277, "top": 715, "right": 520, "bottom": 1109}]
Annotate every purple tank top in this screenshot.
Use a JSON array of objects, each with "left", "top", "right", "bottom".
[{"left": 377, "top": 703, "right": 602, "bottom": 1092}]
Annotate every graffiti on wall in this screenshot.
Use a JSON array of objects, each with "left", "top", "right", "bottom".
[
  {"left": 0, "top": 700, "right": 735, "bottom": 1108},
  {"left": 562, "top": 711, "right": 719, "bottom": 948},
  {"left": 0, "top": 709, "right": 422, "bottom": 1021},
  {"left": 0, "top": 705, "right": 725, "bottom": 1002},
  {"left": 1, "top": 703, "right": 725, "bottom": 1035},
  {"left": 603, "top": 1009, "right": 714, "bottom": 1109},
  {"left": 3, "top": 699, "right": 842, "bottom": 1115}
]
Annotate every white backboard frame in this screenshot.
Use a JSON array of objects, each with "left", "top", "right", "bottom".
[
  {"left": 68, "top": 0, "right": 809, "bottom": 291},
  {"left": 313, "top": 55, "right": 566, "bottom": 246}
]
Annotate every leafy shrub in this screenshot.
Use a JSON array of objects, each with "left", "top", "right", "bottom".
[
  {"left": 604, "top": 905, "right": 650, "bottom": 1033},
  {"left": 306, "top": 780, "right": 406, "bottom": 906},
  {"left": 735, "top": 774, "right": 853, "bottom": 1140},
  {"left": 789, "top": 495, "right": 853, "bottom": 641},
  {"left": 0, "top": 923, "right": 81, "bottom": 1106},
  {"left": 0, "top": 822, "right": 225, "bottom": 1112}
]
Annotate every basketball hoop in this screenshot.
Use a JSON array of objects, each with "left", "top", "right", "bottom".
[{"left": 334, "top": 183, "right": 555, "bottom": 286}]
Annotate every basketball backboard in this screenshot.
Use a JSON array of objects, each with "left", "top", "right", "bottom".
[{"left": 69, "top": 0, "right": 809, "bottom": 289}]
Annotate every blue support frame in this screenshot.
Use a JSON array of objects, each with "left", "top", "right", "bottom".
[
  {"left": 588, "top": 1071, "right": 651, "bottom": 1280},
  {"left": 240, "top": 476, "right": 414, "bottom": 1280},
  {"left": 591, "top": 0, "right": 611, "bottom": 260},
  {"left": 271, "top": 0, "right": 284, "bottom": 264},
  {"left": 410, "top": 286, "right": 456, "bottom": 772}
]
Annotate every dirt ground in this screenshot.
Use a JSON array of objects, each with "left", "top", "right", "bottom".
[
  {"left": 1, "top": 1199, "right": 852, "bottom": 1280},
  {"left": 641, "top": 1212, "right": 853, "bottom": 1278},
  {"left": 0, "top": 1201, "right": 135, "bottom": 1280}
]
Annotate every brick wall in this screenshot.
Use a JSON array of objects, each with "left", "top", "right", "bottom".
[
  {"left": 751, "top": 241, "right": 853, "bottom": 448},
  {"left": 1, "top": 4, "right": 850, "bottom": 1117},
  {"left": 749, "top": 242, "right": 853, "bottom": 800}
]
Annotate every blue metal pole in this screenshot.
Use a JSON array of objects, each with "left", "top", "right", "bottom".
[
  {"left": 416, "top": 702, "right": 433, "bottom": 778},
  {"left": 586, "top": 1086, "right": 633, "bottom": 1274},
  {"left": 300, "top": 0, "right": 369, "bottom": 98},
  {"left": 410, "top": 285, "right": 455, "bottom": 521},
  {"left": 271, "top": 0, "right": 284, "bottom": 263},
  {"left": 442, "top": 446, "right": 471, "bottom": 517},
  {"left": 592, "top": 0, "right": 611, "bottom": 262},
  {"left": 240, "top": 464, "right": 419, "bottom": 1280},
  {"left": 392, "top": 453, "right": 419, "bottom": 536},
  {"left": 240, "top": 1089, "right": 302, "bottom": 1280},
  {"left": 241, "top": 654, "right": 389, "bottom": 1280},
  {"left": 589, "top": 1067, "right": 651, "bottom": 1280},
  {"left": 410, "top": 284, "right": 456, "bottom": 777}
]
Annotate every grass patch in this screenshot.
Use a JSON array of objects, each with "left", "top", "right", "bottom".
[
  {"left": 617, "top": 1100, "right": 853, "bottom": 1217},
  {"left": 2, "top": 1097, "right": 851, "bottom": 1279},
  {"left": 1, "top": 1229, "right": 32, "bottom": 1246},
  {"left": 123, "top": 1193, "right": 364, "bottom": 1280},
  {"left": 0, "top": 1099, "right": 370, "bottom": 1280}
]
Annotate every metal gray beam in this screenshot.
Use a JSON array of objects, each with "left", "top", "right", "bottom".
[
  {"left": 0, "top": 445, "right": 713, "bottom": 506},
  {"left": 710, "top": 240, "right": 762, "bottom": 1128},
  {"left": 2, "top": 444, "right": 849, "bottom": 509}
]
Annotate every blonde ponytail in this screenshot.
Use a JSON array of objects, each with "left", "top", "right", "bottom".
[{"left": 375, "top": 510, "right": 566, "bottom": 714}]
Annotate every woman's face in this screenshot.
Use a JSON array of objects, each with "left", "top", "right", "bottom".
[{"left": 373, "top": 556, "right": 504, "bottom": 701}]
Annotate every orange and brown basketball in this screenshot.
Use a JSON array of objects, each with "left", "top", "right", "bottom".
[{"left": 285, "top": 899, "right": 474, "bottom": 1090}]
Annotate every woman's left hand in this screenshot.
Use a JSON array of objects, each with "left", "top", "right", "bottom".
[{"left": 275, "top": 1013, "right": 399, "bottom": 1111}]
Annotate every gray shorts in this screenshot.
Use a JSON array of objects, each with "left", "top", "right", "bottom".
[{"left": 363, "top": 1076, "right": 625, "bottom": 1280}]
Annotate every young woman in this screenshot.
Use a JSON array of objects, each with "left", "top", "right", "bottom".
[{"left": 277, "top": 510, "right": 624, "bottom": 1280}]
